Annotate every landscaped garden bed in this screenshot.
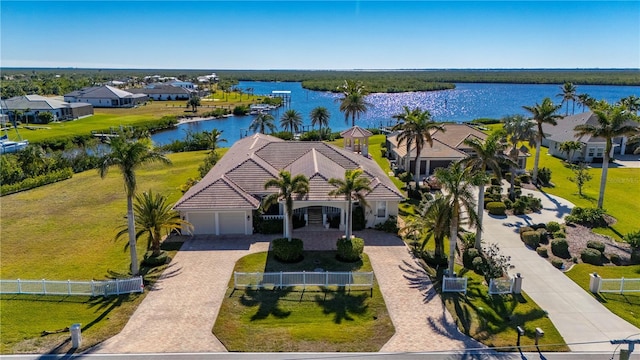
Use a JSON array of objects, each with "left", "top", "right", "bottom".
[{"left": 213, "top": 251, "right": 394, "bottom": 352}]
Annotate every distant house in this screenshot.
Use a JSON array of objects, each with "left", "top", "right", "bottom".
[
  {"left": 541, "top": 111, "right": 635, "bottom": 162},
  {"left": 128, "top": 85, "right": 193, "bottom": 101},
  {"left": 1, "top": 95, "right": 93, "bottom": 123},
  {"left": 386, "top": 123, "right": 528, "bottom": 176},
  {"left": 64, "top": 85, "right": 148, "bottom": 108},
  {"left": 174, "top": 132, "right": 404, "bottom": 236},
  {"left": 166, "top": 80, "right": 196, "bottom": 90}
]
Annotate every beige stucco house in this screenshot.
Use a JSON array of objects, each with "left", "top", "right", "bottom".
[{"left": 174, "top": 132, "right": 404, "bottom": 236}]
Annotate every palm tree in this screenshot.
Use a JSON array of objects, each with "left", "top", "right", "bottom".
[
  {"left": 557, "top": 82, "right": 577, "bottom": 115},
  {"left": 328, "top": 168, "right": 372, "bottom": 240},
  {"left": 435, "top": 162, "right": 483, "bottom": 276},
  {"left": 403, "top": 193, "right": 451, "bottom": 258},
  {"left": 391, "top": 107, "right": 444, "bottom": 182},
  {"left": 99, "top": 134, "right": 172, "bottom": 275},
  {"left": 523, "top": 97, "right": 562, "bottom": 184},
  {"left": 310, "top": 106, "right": 330, "bottom": 139},
  {"left": 460, "top": 131, "right": 517, "bottom": 250},
  {"left": 502, "top": 114, "right": 536, "bottom": 201},
  {"left": 202, "top": 129, "right": 226, "bottom": 153},
  {"left": 619, "top": 95, "right": 640, "bottom": 113},
  {"left": 577, "top": 93, "right": 595, "bottom": 112},
  {"left": 574, "top": 102, "right": 639, "bottom": 208},
  {"left": 249, "top": 113, "right": 276, "bottom": 134},
  {"left": 280, "top": 109, "right": 303, "bottom": 136},
  {"left": 117, "top": 190, "right": 193, "bottom": 257},
  {"left": 263, "top": 170, "right": 309, "bottom": 241},
  {"left": 558, "top": 140, "right": 583, "bottom": 163},
  {"left": 336, "top": 80, "right": 370, "bottom": 127}
]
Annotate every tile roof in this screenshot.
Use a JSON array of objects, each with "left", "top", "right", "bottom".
[{"left": 175, "top": 133, "right": 403, "bottom": 211}]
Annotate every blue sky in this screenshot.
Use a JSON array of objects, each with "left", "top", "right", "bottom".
[{"left": 1, "top": 1, "right": 638, "bottom": 69}]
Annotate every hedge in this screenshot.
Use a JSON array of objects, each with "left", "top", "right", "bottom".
[
  {"left": 551, "top": 238, "right": 570, "bottom": 258},
  {"left": 486, "top": 202, "right": 506, "bottom": 215},
  {"left": 522, "top": 231, "right": 541, "bottom": 249},
  {"left": 1, "top": 167, "right": 73, "bottom": 196},
  {"left": 336, "top": 236, "right": 364, "bottom": 262},
  {"left": 272, "top": 238, "right": 304, "bottom": 263},
  {"left": 581, "top": 248, "right": 603, "bottom": 266}
]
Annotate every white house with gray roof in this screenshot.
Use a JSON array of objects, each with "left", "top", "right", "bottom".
[
  {"left": 541, "top": 111, "right": 634, "bottom": 162},
  {"left": 64, "top": 85, "right": 148, "bottom": 108},
  {"left": 1, "top": 95, "right": 93, "bottom": 122},
  {"left": 174, "top": 133, "right": 404, "bottom": 236}
]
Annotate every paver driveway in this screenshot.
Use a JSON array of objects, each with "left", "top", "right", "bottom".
[{"left": 92, "top": 229, "right": 483, "bottom": 354}]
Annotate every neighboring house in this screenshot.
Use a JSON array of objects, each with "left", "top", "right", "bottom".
[
  {"left": 174, "top": 132, "right": 404, "bottom": 236},
  {"left": 541, "top": 111, "right": 635, "bottom": 162},
  {"left": 166, "top": 80, "right": 196, "bottom": 90},
  {"left": 64, "top": 85, "right": 148, "bottom": 108},
  {"left": 386, "top": 123, "right": 528, "bottom": 177},
  {"left": 1, "top": 95, "right": 94, "bottom": 122},
  {"left": 128, "top": 85, "right": 194, "bottom": 101}
]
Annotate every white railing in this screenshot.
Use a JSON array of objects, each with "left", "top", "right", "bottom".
[
  {"left": 323, "top": 206, "right": 341, "bottom": 214},
  {"left": 0, "top": 277, "right": 144, "bottom": 297},
  {"left": 442, "top": 276, "right": 467, "bottom": 294},
  {"left": 600, "top": 277, "right": 640, "bottom": 294},
  {"left": 260, "top": 215, "right": 284, "bottom": 220},
  {"left": 489, "top": 277, "right": 514, "bottom": 295},
  {"left": 234, "top": 271, "right": 374, "bottom": 289}
]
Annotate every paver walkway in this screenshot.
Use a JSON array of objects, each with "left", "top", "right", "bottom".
[
  {"left": 92, "top": 235, "right": 270, "bottom": 353},
  {"left": 478, "top": 183, "right": 640, "bottom": 352}
]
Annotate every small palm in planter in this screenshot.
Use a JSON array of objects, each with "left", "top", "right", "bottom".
[
  {"left": 116, "top": 190, "right": 192, "bottom": 268},
  {"left": 336, "top": 236, "right": 364, "bottom": 262}
]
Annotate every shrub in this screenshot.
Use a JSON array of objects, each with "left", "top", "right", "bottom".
[
  {"left": 374, "top": 216, "right": 399, "bottom": 233},
  {"left": 538, "top": 167, "right": 552, "bottom": 185},
  {"left": 519, "top": 226, "right": 534, "bottom": 235},
  {"left": 581, "top": 248, "right": 603, "bottom": 265},
  {"left": 513, "top": 178, "right": 522, "bottom": 187},
  {"left": 522, "top": 231, "right": 541, "bottom": 249},
  {"left": 272, "top": 238, "right": 304, "bottom": 263},
  {"left": 1, "top": 167, "right": 73, "bottom": 196},
  {"left": 609, "top": 253, "right": 622, "bottom": 265},
  {"left": 632, "top": 250, "right": 640, "bottom": 265},
  {"left": 490, "top": 177, "right": 501, "bottom": 186},
  {"left": 503, "top": 198, "right": 513, "bottom": 210},
  {"left": 553, "top": 231, "right": 566, "bottom": 239},
  {"left": 463, "top": 248, "right": 481, "bottom": 269},
  {"left": 565, "top": 207, "right": 608, "bottom": 228},
  {"left": 551, "top": 259, "right": 564, "bottom": 269},
  {"left": 536, "top": 247, "right": 548, "bottom": 257},
  {"left": 551, "top": 238, "right": 570, "bottom": 258},
  {"left": 624, "top": 230, "right": 640, "bottom": 249},
  {"left": 531, "top": 223, "right": 547, "bottom": 230},
  {"left": 536, "top": 228, "right": 548, "bottom": 243},
  {"left": 142, "top": 250, "right": 168, "bottom": 267},
  {"left": 526, "top": 195, "right": 543, "bottom": 212},
  {"left": 460, "top": 232, "right": 476, "bottom": 251},
  {"left": 586, "top": 240, "right": 605, "bottom": 254},
  {"left": 472, "top": 256, "right": 485, "bottom": 272},
  {"left": 546, "top": 221, "right": 562, "bottom": 233},
  {"left": 336, "top": 236, "right": 364, "bottom": 262},
  {"left": 513, "top": 197, "right": 527, "bottom": 215},
  {"left": 419, "top": 250, "right": 448, "bottom": 267},
  {"left": 255, "top": 218, "right": 283, "bottom": 234},
  {"left": 488, "top": 185, "right": 502, "bottom": 194},
  {"left": 486, "top": 202, "right": 506, "bottom": 215},
  {"left": 518, "top": 173, "right": 531, "bottom": 184}
]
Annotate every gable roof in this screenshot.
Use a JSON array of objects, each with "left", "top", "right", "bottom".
[
  {"left": 174, "top": 133, "right": 403, "bottom": 211},
  {"left": 340, "top": 125, "right": 373, "bottom": 138}
]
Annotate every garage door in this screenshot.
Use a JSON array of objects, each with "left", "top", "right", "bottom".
[
  {"left": 218, "top": 212, "right": 246, "bottom": 235},
  {"left": 188, "top": 212, "right": 216, "bottom": 235}
]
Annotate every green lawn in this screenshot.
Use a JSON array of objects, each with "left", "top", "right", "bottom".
[
  {"left": 564, "top": 264, "right": 640, "bottom": 329},
  {"left": 0, "top": 150, "right": 208, "bottom": 353},
  {"left": 213, "top": 251, "right": 395, "bottom": 352},
  {"left": 439, "top": 266, "right": 568, "bottom": 352}
]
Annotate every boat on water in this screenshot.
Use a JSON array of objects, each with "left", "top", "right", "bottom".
[
  {"left": 248, "top": 104, "right": 278, "bottom": 115},
  {"left": 0, "top": 135, "right": 29, "bottom": 154}
]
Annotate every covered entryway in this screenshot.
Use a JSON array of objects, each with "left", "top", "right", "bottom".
[{"left": 218, "top": 212, "right": 246, "bottom": 235}]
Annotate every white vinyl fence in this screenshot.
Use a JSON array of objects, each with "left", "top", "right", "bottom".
[
  {"left": 234, "top": 271, "right": 374, "bottom": 290},
  {"left": 442, "top": 277, "right": 467, "bottom": 294},
  {"left": 599, "top": 277, "right": 640, "bottom": 294},
  {"left": 488, "top": 278, "right": 514, "bottom": 295},
  {"left": 0, "top": 277, "right": 144, "bottom": 297}
]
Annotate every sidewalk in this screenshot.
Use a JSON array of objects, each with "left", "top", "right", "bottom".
[{"left": 478, "top": 184, "right": 640, "bottom": 352}]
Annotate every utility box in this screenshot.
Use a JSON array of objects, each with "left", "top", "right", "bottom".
[
  {"left": 512, "top": 273, "right": 523, "bottom": 294},
  {"left": 589, "top": 273, "right": 601, "bottom": 293},
  {"left": 70, "top": 323, "right": 82, "bottom": 348}
]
